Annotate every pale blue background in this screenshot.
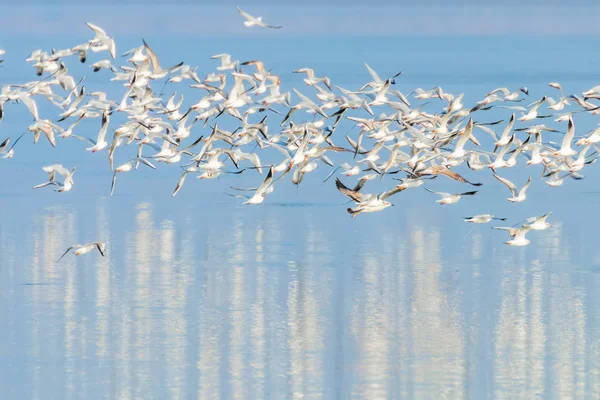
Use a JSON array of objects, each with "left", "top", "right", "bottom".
[{"left": 1, "top": 3, "right": 599, "bottom": 399}]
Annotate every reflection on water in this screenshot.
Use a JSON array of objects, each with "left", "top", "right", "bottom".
[{"left": 1, "top": 201, "right": 599, "bottom": 399}]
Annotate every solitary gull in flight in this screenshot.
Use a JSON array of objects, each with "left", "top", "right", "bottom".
[
  {"left": 57, "top": 241, "right": 106, "bottom": 262},
  {"left": 237, "top": 7, "right": 283, "bottom": 29}
]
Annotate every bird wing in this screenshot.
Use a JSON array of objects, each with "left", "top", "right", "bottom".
[
  {"left": 57, "top": 246, "right": 74, "bottom": 262},
  {"left": 93, "top": 242, "right": 106, "bottom": 257},
  {"left": 19, "top": 93, "right": 39, "bottom": 121},
  {"left": 335, "top": 178, "right": 364, "bottom": 202},
  {"left": 142, "top": 39, "right": 161, "bottom": 72},
  {"left": 428, "top": 165, "right": 479, "bottom": 185},
  {"left": 459, "top": 191, "right": 478, "bottom": 196},
  {"left": 560, "top": 116, "right": 575, "bottom": 151},
  {"left": 364, "top": 63, "right": 382, "bottom": 84},
  {"left": 514, "top": 227, "right": 531, "bottom": 241},
  {"left": 293, "top": 88, "right": 318, "bottom": 107},
  {"left": 492, "top": 226, "right": 519, "bottom": 238},
  {"left": 108, "top": 39, "right": 116, "bottom": 59},
  {"left": 131, "top": 157, "right": 156, "bottom": 170},
  {"left": 493, "top": 173, "right": 517, "bottom": 197},
  {"left": 44, "top": 164, "right": 70, "bottom": 177},
  {"left": 423, "top": 187, "right": 448, "bottom": 197},
  {"left": 236, "top": 7, "right": 257, "bottom": 22},
  {"left": 518, "top": 176, "right": 532, "bottom": 197},
  {"left": 86, "top": 22, "right": 108, "bottom": 39},
  {"left": 110, "top": 171, "right": 117, "bottom": 196},
  {"left": 171, "top": 170, "right": 190, "bottom": 197},
  {"left": 379, "top": 185, "right": 406, "bottom": 200},
  {"left": 97, "top": 111, "right": 110, "bottom": 143},
  {"left": 246, "top": 153, "right": 262, "bottom": 173},
  {"left": 254, "top": 166, "right": 274, "bottom": 197}
]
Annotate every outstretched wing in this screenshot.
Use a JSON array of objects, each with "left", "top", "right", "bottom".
[
  {"left": 110, "top": 171, "right": 117, "bottom": 196},
  {"left": 86, "top": 22, "right": 108, "bottom": 39},
  {"left": 493, "top": 173, "right": 517, "bottom": 197},
  {"left": 379, "top": 185, "right": 406, "bottom": 200},
  {"left": 236, "top": 7, "right": 256, "bottom": 22},
  {"left": 429, "top": 165, "right": 482, "bottom": 186},
  {"left": 142, "top": 38, "right": 161, "bottom": 72},
  {"left": 130, "top": 157, "right": 156, "bottom": 170},
  {"left": 335, "top": 178, "right": 364, "bottom": 202},
  {"left": 254, "top": 166, "right": 274, "bottom": 197},
  {"left": 57, "top": 246, "right": 74, "bottom": 262},
  {"left": 364, "top": 63, "right": 381, "bottom": 84},
  {"left": 94, "top": 242, "right": 106, "bottom": 257}
]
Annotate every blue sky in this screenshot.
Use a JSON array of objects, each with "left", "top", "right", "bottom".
[{"left": 1, "top": 3, "right": 600, "bottom": 37}]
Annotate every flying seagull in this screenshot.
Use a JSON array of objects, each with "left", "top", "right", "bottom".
[
  {"left": 237, "top": 7, "right": 283, "bottom": 29},
  {"left": 57, "top": 242, "right": 106, "bottom": 262}
]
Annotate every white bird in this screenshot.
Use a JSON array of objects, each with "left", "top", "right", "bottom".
[
  {"left": 293, "top": 68, "right": 332, "bottom": 90},
  {"left": 519, "top": 96, "right": 549, "bottom": 121},
  {"left": 505, "top": 226, "right": 532, "bottom": 246},
  {"left": 464, "top": 214, "right": 506, "bottom": 224},
  {"left": 493, "top": 174, "right": 531, "bottom": 203},
  {"left": 492, "top": 226, "right": 532, "bottom": 246},
  {"left": 86, "top": 22, "right": 116, "bottom": 59},
  {"left": 523, "top": 212, "right": 553, "bottom": 231},
  {"left": 236, "top": 7, "right": 282, "bottom": 29},
  {"left": 210, "top": 54, "right": 238, "bottom": 71},
  {"left": 90, "top": 59, "right": 117, "bottom": 73},
  {"left": 336, "top": 178, "right": 406, "bottom": 217},
  {"left": 339, "top": 162, "right": 360, "bottom": 176},
  {"left": 424, "top": 187, "right": 478, "bottom": 205},
  {"left": 554, "top": 115, "right": 577, "bottom": 157},
  {"left": 86, "top": 111, "right": 110, "bottom": 152},
  {"left": 34, "top": 164, "right": 76, "bottom": 192},
  {"left": 228, "top": 166, "right": 275, "bottom": 205},
  {"left": 57, "top": 241, "right": 106, "bottom": 262}
]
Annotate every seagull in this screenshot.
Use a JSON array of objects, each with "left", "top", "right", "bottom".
[
  {"left": 86, "top": 22, "right": 116, "bottom": 59},
  {"left": 493, "top": 174, "right": 532, "bottom": 203},
  {"left": 464, "top": 214, "right": 506, "bottom": 224},
  {"left": 523, "top": 212, "right": 553, "bottom": 231},
  {"left": 86, "top": 111, "right": 110, "bottom": 152},
  {"left": 34, "top": 165, "right": 76, "bottom": 192},
  {"left": 413, "top": 165, "right": 482, "bottom": 186},
  {"left": 210, "top": 54, "right": 238, "bottom": 71},
  {"left": 57, "top": 241, "right": 106, "bottom": 262},
  {"left": 90, "top": 60, "right": 118, "bottom": 73},
  {"left": 281, "top": 89, "right": 329, "bottom": 125},
  {"left": 292, "top": 68, "right": 332, "bottom": 90},
  {"left": 494, "top": 226, "right": 532, "bottom": 247},
  {"left": 504, "top": 227, "right": 531, "bottom": 247},
  {"left": 142, "top": 39, "right": 184, "bottom": 79},
  {"left": 553, "top": 115, "right": 577, "bottom": 157},
  {"left": 423, "top": 187, "right": 478, "bottom": 205},
  {"left": 236, "top": 7, "right": 282, "bottom": 29},
  {"left": 227, "top": 166, "right": 275, "bottom": 204},
  {"left": 335, "top": 178, "right": 406, "bottom": 217}
]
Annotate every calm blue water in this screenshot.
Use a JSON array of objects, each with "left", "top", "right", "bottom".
[{"left": 1, "top": 31, "right": 600, "bottom": 399}]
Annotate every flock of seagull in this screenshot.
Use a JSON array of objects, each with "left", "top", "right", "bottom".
[{"left": 1, "top": 12, "right": 598, "bottom": 259}]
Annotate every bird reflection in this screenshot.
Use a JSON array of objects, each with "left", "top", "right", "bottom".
[{"left": 2, "top": 201, "right": 599, "bottom": 399}]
